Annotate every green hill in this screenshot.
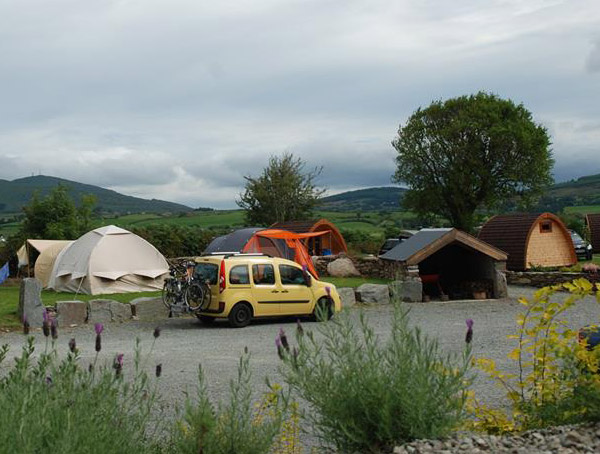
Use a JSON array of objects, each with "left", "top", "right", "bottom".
[
  {"left": 319, "top": 187, "right": 406, "bottom": 211},
  {"left": 537, "top": 173, "right": 600, "bottom": 212},
  {"left": 0, "top": 175, "right": 194, "bottom": 214}
]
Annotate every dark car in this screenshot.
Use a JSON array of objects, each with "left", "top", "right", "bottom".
[
  {"left": 570, "top": 230, "right": 593, "bottom": 261},
  {"left": 578, "top": 325, "right": 600, "bottom": 350},
  {"left": 378, "top": 238, "right": 401, "bottom": 256}
]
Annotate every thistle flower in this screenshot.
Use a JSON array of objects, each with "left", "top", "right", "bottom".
[
  {"left": 113, "top": 353, "right": 124, "bottom": 377},
  {"left": 23, "top": 315, "right": 30, "bottom": 335},
  {"left": 153, "top": 326, "right": 161, "bottom": 339},
  {"left": 68, "top": 338, "right": 77, "bottom": 353},
  {"left": 279, "top": 328, "right": 289, "bottom": 351},
  {"left": 296, "top": 319, "right": 304, "bottom": 337},
  {"left": 155, "top": 364, "right": 162, "bottom": 378},
  {"left": 465, "top": 319, "right": 474, "bottom": 344},
  {"left": 51, "top": 318, "right": 58, "bottom": 340}
]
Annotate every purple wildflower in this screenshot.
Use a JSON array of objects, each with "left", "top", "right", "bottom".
[
  {"left": 279, "top": 328, "right": 289, "bottom": 351},
  {"left": 296, "top": 319, "right": 304, "bottom": 337},
  {"left": 68, "top": 338, "right": 76, "bottom": 353},
  {"left": 42, "top": 319, "right": 50, "bottom": 338},
  {"left": 45, "top": 376, "right": 53, "bottom": 386},
  {"left": 153, "top": 326, "right": 161, "bottom": 339},
  {"left": 51, "top": 318, "right": 58, "bottom": 340},
  {"left": 113, "top": 353, "right": 124, "bottom": 377},
  {"left": 94, "top": 323, "right": 104, "bottom": 335},
  {"left": 155, "top": 364, "right": 162, "bottom": 378},
  {"left": 325, "top": 286, "right": 331, "bottom": 296},
  {"left": 94, "top": 323, "right": 103, "bottom": 352},
  {"left": 275, "top": 336, "right": 284, "bottom": 360},
  {"left": 465, "top": 319, "right": 474, "bottom": 344}
]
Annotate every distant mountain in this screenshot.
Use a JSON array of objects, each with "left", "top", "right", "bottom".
[
  {"left": 0, "top": 175, "right": 194, "bottom": 214},
  {"left": 319, "top": 187, "right": 407, "bottom": 211}
]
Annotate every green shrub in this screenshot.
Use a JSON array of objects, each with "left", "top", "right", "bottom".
[
  {"left": 277, "top": 305, "right": 473, "bottom": 453},
  {"left": 471, "top": 279, "right": 600, "bottom": 432},
  {"left": 0, "top": 337, "right": 161, "bottom": 454}
]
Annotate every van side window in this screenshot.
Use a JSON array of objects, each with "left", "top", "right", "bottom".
[
  {"left": 229, "top": 265, "right": 250, "bottom": 285},
  {"left": 252, "top": 264, "right": 275, "bottom": 285},
  {"left": 279, "top": 265, "right": 306, "bottom": 285}
]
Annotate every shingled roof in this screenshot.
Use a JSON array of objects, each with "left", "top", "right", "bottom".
[
  {"left": 381, "top": 228, "right": 507, "bottom": 265},
  {"left": 586, "top": 214, "right": 600, "bottom": 253},
  {"left": 478, "top": 212, "right": 571, "bottom": 270}
]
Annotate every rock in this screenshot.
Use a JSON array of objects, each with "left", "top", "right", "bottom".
[
  {"left": 495, "top": 270, "right": 508, "bottom": 298},
  {"left": 56, "top": 301, "right": 88, "bottom": 326},
  {"left": 326, "top": 257, "right": 360, "bottom": 277},
  {"left": 390, "top": 279, "right": 423, "bottom": 303},
  {"left": 130, "top": 297, "right": 169, "bottom": 321},
  {"left": 88, "top": 299, "right": 132, "bottom": 323},
  {"left": 337, "top": 287, "right": 356, "bottom": 308},
  {"left": 18, "top": 278, "right": 45, "bottom": 327},
  {"left": 355, "top": 283, "right": 390, "bottom": 304}
]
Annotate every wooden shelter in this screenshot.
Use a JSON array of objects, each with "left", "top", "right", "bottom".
[
  {"left": 586, "top": 214, "right": 600, "bottom": 253},
  {"left": 270, "top": 219, "right": 348, "bottom": 256},
  {"left": 479, "top": 213, "right": 576, "bottom": 271},
  {"left": 380, "top": 228, "right": 508, "bottom": 299}
]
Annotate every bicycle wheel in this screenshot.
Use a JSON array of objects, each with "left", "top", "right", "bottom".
[
  {"left": 162, "top": 280, "right": 177, "bottom": 308},
  {"left": 185, "top": 282, "right": 206, "bottom": 311}
]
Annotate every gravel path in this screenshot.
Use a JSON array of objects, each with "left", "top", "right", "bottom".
[{"left": 1, "top": 285, "right": 600, "bottom": 451}]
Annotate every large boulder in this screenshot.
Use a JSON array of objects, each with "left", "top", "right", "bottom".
[
  {"left": 130, "top": 297, "right": 169, "bottom": 321},
  {"left": 18, "top": 278, "right": 45, "bottom": 327},
  {"left": 327, "top": 257, "right": 360, "bottom": 277},
  {"left": 355, "top": 284, "right": 390, "bottom": 304},
  {"left": 337, "top": 287, "right": 356, "bottom": 308},
  {"left": 88, "top": 299, "right": 132, "bottom": 323},
  {"left": 56, "top": 301, "right": 88, "bottom": 326},
  {"left": 390, "top": 279, "right": 423, "bottom": 303},
  {"left": 494, "top": 271, "right": 508, "bottom": 299}
]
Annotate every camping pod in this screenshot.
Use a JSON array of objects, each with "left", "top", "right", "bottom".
[
  {"left": 586, "top": 214, "right": 600, "bottom": 253},
  {"left": 479, "top": 213, "right": 576, "bottom": 271}
]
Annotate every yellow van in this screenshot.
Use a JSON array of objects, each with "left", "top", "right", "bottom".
[{"left": 193, "top": 253, "right": 342, "bottom": 327}]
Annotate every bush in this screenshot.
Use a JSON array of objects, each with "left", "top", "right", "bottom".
[
  {"left": 0, "top": 337, "right": 160, "bottom": 454},
  {"left": 277, "top": 305, "right": 473, "bottom": 453},
  {"left": 471, "top": 279, "right": 600, "bottom": 432}
]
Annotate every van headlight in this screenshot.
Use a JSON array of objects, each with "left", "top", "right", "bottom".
[{"left": 588, "top": 244, "right": 593, "bottom": 250}]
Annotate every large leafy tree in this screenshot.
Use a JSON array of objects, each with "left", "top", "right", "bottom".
[
  {"left": 237, "top": 153, "right": 325, "bottom": 225},
  {"left": 392, "top": 92, "right": 553, "bottom": 232},
  {"left": 21, "top": 184, "right": 96, "bottom": 239}
]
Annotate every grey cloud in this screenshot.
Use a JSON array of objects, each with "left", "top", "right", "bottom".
[{"left": 586, "top": 39, "right": 600, "bottom": 73}]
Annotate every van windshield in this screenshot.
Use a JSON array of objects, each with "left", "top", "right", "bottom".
[{"left": 194, "top": 263, "right": 218, "bottom": 285}]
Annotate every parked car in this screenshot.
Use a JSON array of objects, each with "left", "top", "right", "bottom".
[
  {"left": 192, "top": 253, "right": 342, "bottom": 327},
  {"left": 570, "top": 230, "right": 593, "bottom": 261},
  {"left": 578, "top": 325, "right": 600, "bottom": 350},
  {"left": 378, "top": 231, "right": 414, "bottom": 256}
]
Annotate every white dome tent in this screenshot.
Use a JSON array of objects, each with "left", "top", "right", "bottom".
[{"left": 48, "top": 225, "right": 169, "bottom": 295}]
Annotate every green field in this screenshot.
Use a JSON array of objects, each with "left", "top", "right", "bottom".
[
  {"left": 563, "top": 205, "right": 600, "bottom": 215},
  {"left": 0, "top": 284, "right": 160, "bottom": 329}
]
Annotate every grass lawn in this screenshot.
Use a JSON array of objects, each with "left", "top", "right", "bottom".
[
  {"left": 0, "top": 283, "right": 160, "bottom": 330},
  {"left": 320, "top": 276, "right": 392, "bottom": 288},
  {"left": 564, "top": 205, "right": 600, "bottom": 215}
]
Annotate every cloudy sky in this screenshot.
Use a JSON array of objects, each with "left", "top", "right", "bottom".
[{"left": 0, "top": 0, "right": 599, "bottom": 209}]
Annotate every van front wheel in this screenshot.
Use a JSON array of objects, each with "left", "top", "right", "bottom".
[{"left": 228, "top": 303, "right": 253, "bottom": 328}]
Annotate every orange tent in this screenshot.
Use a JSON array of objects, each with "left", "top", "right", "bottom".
[{"left": 243, "top": 229, "right": 326, "bottom": 278}]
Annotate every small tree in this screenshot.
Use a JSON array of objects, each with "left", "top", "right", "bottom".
[
  {"left": 237, "top": 153, "right": 325, "bottom": 225},
  {"left": 21, "top": 184, "right": 96, "bottom": 239},
  {"left": 392, "top": 92, "right": 553, "bottom": 232}
]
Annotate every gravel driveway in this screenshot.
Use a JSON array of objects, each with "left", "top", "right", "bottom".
[{"left": 2, "top": 285, "right": 600, "bottom": 447}]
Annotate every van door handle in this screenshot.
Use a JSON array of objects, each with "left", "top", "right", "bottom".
[
  {"left": 281, "top": 290, "right": 289, "bottom": 293},
  {"left": 271, "top": 290, "right": 279, "bottom": 293}
]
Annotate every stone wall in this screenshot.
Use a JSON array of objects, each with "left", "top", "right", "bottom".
[
  {"left": 314, "top": 255, "right": 405, "bottom": 279},
  {"left": 506, "top": 270, "right": 600, "bottom": 288}
]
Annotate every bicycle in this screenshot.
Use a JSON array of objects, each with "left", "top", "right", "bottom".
[{"left": 162, "top": 262, "right": 211, "bottom": 313}]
